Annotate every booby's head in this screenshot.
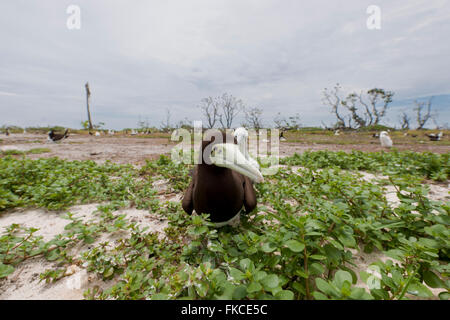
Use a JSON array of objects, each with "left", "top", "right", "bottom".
[
  {"left": 380, "top": 131, "right": 389, "bottom": 137},
  {"left": 210, "top": 142, "right": 264, "bottom": 183}
]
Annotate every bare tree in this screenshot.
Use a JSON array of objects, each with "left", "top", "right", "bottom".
[
  {"left": 218, "top": 93, "right": 242, "bottom": 128},
  {"left": 175, "top": 117, "right": 192, "bottom": 130},
  {"left": 322, "top": 83, "right": 347, "bottom": 129},
  {"left": 323, "top": 85, "right": 394, "bottom": 129},
  {"left": 273, "top": 112, "right": 288, "bottom": 129},
  {"left": 415, "top": 98, "right": 433, "bottom": 130},
  {"left": 160, "top": 108, "right": 172, "bottom": 132},
  {"left": 342, "top": 93, "right": 366, "bottom": 128},
  {"left": 399, "top": 112, "right": 410, "bottom": 130},
  {"left": 137, "top": 116, "right": 150, "bottom": 132},
  {"left": 199, "top": 97, "right": 220, "bottom": 129},
  {"left": 366, "top": 88, "right": 394, "bottom": 125},
  {"left": 273, "top": 112, "right": 302, "bottom": 130},
  {"left": 243, "top": 107, "right": 263, "bottom": 130},
  {"left": 85, "top": 82, "right": 93, "bottom": 133}
]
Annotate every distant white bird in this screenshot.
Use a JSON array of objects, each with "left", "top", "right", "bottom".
[
  {"left": 379, "top": 131, "right": 393, "bottom": 148},
  {"left": 233, "top": 127, "right": 260, "bottom": 171},
  {"left": 95, "top": 131, "right": 100, "bottom": 136},
  {"left": 131, "top": 129, "right": 137, "bottom": 135},
  {"left": 334, "top": 129, "right": 341, "bottom": 136}
]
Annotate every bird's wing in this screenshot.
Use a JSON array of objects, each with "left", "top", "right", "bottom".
[
  {"left": 243, "top": 176, "right": 257, "bottom": 213},
  {"left": 182, "top": 166, "right": 196, "bottom": 215}
]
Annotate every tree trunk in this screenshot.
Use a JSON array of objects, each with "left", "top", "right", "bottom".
[{"left": 85, "top": 82, "right": 93, "bottom": 132}]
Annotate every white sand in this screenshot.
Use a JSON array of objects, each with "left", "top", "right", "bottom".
[{"left": 0, "top": 203, "right": 168, "bottom": 300}]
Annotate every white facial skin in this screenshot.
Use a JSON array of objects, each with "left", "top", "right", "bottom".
[{"left": 210, "top": 143, "right": 264, "bottom": 183}]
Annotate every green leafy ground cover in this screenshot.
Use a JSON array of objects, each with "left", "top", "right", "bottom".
[{"left": 0, "top": 151, "right": 449, "bottom": 300}]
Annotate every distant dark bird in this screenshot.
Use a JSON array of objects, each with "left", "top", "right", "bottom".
[
  {"left": 426, "top": 131, "right": 443, "bottom": 141},
  {"left": 372, "top": 133, "right": 379, "bottom": 138},
  {"left": 5, "top": 128, "right": 9, "bottom": 136},
  {"left": 411, "top": 134, "right": 418, "bottom": 138},
  {"left": 280, "top": 129, "right": 287, "bottom": 141},
  {"left": 48, "top": 129, "right": 69, "bottom": 142},
  {"left": 182, "top": 132, "right": 263, "bottom": 227}
]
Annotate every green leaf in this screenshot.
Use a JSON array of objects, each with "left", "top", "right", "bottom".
[
  {"left": 423, "top": 271, "right": 446, "bottom": 289},
  {"left": 232, "top": 285, "right": 247, "bottom": 299},
  {"left": 384, "top": 249, "right": 404, "bottom": 260},
  {"left": 407, "top": 282, "right": 433, "bottom": 298},
  {"left": 333, "top": 270, "right": 353, "bottom": 289},
  {"left": 261, "top": 242, "right": 277, "bottom": 253},
  {"left": 275, "top": 290, "right": 294, "bottom": 300},
  {"left": 151, "top": 293, "right": 169, "bottom": 300},
  {"left": 312, "top": 291, "right": 329, "bottom": 300},
  {"left": 439, "top": 292, "right": 450, "bottom": 300},
  {"left": 349, "top": 288, "right": 373, "bottom": 300},
  {"left": 247, "top": 281, "right": 262, "bottom": 293},
  {"left": 254, "top": 271, "right": 267, "bottom": 281},
  {"left": 309, "top": 263, "right": 325, "bottom": 276},
  {"left": 103, "top": 267, "right": 114, "bottom": 278},
  {"left": 309, "top": 255, "right": 327, "bottom": 261},
  {"left": 261, "top": 274, "right": 279, "bottom": 290},
  {"left": 340, "top": 266, "right": 358, "bottom": 284},
  {"left": 0, "top": 263, "right": 14, "bottom": 278},
  {"left": 229, "top": 268, "right": 245, "bottom": 281},
  {"left": 45, "top": 250, "right": 60, "bottom": 261},
  {"left": 315, "top": 278, "right": 338, "bottom": 297},
  {"left": 239, "top": 258, "right": 254, "bottom": 272},
  {"left": 285, "top": 240, "right": 305, "bottom": 253}
]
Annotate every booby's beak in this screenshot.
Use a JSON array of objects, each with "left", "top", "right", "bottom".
[{"left": 210, "top": 143, "right": 264, "bottom": 183}]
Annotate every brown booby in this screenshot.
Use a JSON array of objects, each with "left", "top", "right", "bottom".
[
  {"left": 48, "top": 129, "right": 69, "bottom": 142},
  {"left": 182, "top": 132, "right": 263, "bottom": 225}
]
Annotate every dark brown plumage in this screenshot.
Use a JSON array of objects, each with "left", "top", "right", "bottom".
[
  {"left": 48, "top": 129, "right": 69, "bottom": 142},
  {"left": 182, "top": 132, "right": 257, "bottom": 223}
]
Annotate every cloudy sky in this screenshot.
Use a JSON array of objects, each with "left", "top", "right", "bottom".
[{"left": 1, "top": 0, "right": 449, "bottom": 129}]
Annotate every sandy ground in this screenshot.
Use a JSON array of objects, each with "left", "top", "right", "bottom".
[
  {"left": 0, "top": 203, "right": 168, "bottom": 300},
  {"left": 1, "top": 133, "right": 449, "bottom": 165},
  {"left": 0, "top": 133, "right": 448, "bottom": 300},
  {"left": 0, "top": 133, "right": 175, "bottom": 165}
]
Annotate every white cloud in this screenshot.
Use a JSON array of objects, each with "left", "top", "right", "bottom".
[{"left": 0, "top": 0, "right": 449, "bottom": 129}]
